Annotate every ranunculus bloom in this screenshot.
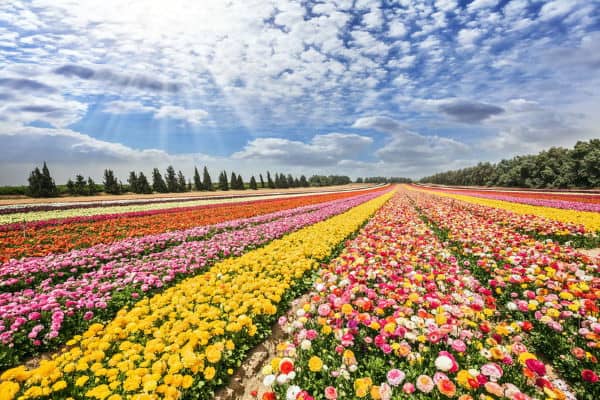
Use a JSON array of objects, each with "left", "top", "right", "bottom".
[
  {"left": 437, "top": 379, "right": 456, "bottom": 397},
  {"left": 416, "top": 375, "right": 434, "bottom": 393},
  {"left": 387, "top": 369, "right": 405, "bottom": 386},
  {"left": 279, "top": 358, "right": 294, "bottom": 375},
  {"left": 324, "top": 386, "right": 337, "bottom": 400},
  {"left": 582, "top": 369, "right": 599, "bottom": 383},
  {"left": 525, "top": 358, "right": 546, "bottom": 376},
  {"left": 402, "top": 383, "right": 415, "bottom": 394}
]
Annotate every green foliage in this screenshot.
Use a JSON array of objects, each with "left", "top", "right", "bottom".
[
  {"left": 420, "top": 139, "right": 600, "bottom": 188},
  {"left": 193, "top": 167, "right": 202, "bottom": 191},
  {"left": 218, "top": 170, "right": 229, "bottom": 191},
  {"left": 152, "top": 168, "right": 168, "bottom": 193},
  {"left": 177, "top": 170, "right": 187, "bottom": 192},
  {"left": 363, "top": 176, "right": 411, "bottom": 183},
  {"left": 266, "top": 171, "right": 275, "bottom": 188},
  {"left": 202, "top": 166, "right": 213, "bottom": 191},
  {"left": 103, "top": 169, "right": 121, "bottom": 194},
  {"left": 249, "top": 175, "right": 258, "bottom": 190},
  {"left": 165, "top": 165, "right": 178, "bottom": 193},
  {"left": 259, "top": 174, "right": 265, "bottom": 188},
  {"left": 27, "top": 161, "right": 58, "bottom": 197},
  {"left": 308, "top": 175, "right": 351, "bottom": 186}
]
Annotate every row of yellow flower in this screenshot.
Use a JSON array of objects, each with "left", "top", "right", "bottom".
[
  {"left": 0, "top": 191, "right": 393, "bottom": 400},
  {"left": 407, "top": 186, "right": 600, "bottom": 232}
]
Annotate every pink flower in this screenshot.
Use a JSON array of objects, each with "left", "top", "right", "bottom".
[
  {"left": 324, "top": 386, "right": 337, "bottom": 400},
  {"left": 416, "top": 375, "right": 434, "bottom": 393},
  {"left": 451, "top": 339, "right": 466, "bottom": 353},
  {"left": 402, "top": 383, "right": 415, "bottom": 394},
  {"left": 525, "top": 359, "right": 546, "bottom": 376},
  {"left": 83, "top": 311, "right": 94, "bottom": 321},
  {"left": 387, "top": 369, "right": 405, "bottom": 386},
  {"left": 318, "top": 304, "right": 331, "bottom": 316}
]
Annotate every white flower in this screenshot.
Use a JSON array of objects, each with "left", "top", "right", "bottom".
[
  {"left": 277, "top": 374, "right": 289, "bottom": 385},
  {"left": 286, "top": 385, "right": 301, "bottom": 400},
  {"left": 435, "top": 355, "right": 453, "bottom": 372},
  {"left": 300, "top": 339, "right": 311, "bottom": 350},
  {"left": 262, "top": 375, "right": 276, "bottom": 387},
  {"left": 349, "top": 364, "right": 357, "bottom": 372}
]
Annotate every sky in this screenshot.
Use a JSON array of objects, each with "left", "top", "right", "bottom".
[{"left": 0, "top": 0, "right": 599, "bottom": 185}]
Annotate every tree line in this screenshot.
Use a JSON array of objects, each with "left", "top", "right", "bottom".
[
  {"left": 356, "top": 177, "right": 412, "bottom": 184},
  {"left": 419, "top": 139, "right": 600, "bottom": 189},
  {"left": 23, "top": 164, "right": 356, "bottom": 197}
]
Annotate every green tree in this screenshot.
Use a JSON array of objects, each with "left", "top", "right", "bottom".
[
  {"left": 299, "top": 175, "right": 309, "bottom": 187},
  {"left": 66, "top": 178, "right": 75, "bottom": 195},
  {"left": 236, "top": 174, "right": 244, "bottom": 190},
  {"left": 165, "top": 165, "right": 178, "bottom": 192},
  {"left": 202, "top": 166, "right": 213, "bottom": 191},
  {"left": 259, "top": 174, "right": 265, "bottom": 189},
  {"left": 193, "top": 167, "right": 202, "bottom": 191},
  {"left": 152, "top": 168, "right": 168, "bottom": 193},
  {"left": 249, "top": 176, "right": 258, "bottom": 190},
  {"left": 177, "top": 170, "right": 186, "bottom": 192},
  {"left": 218, "top": 171, "right": 229, "bottom": 191},
  {"left": 103, "top": 169, "right": 121, "bottom": 194},
  {"left": 229, "top": 172, "right": 237, "bottom": 189},
  {"left": 128, "top": 171, "right": 139, "bottom": 193},
  {"left": 137, "top": 172, "right": 152, "bottom": 194},
  {"left": 74, "top": 175, "right": 87, "bottom": 195},
  {"left": 267, "top": 171, "right": 275, "bottom": 188},
  {"left": 87, "top": 177, "right": 98, "bottom": 195}
]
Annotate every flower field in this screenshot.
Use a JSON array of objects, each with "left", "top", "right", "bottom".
[
  {"left": 0, "top": 188, "right": 387, "bottom": 262},
  {"left": 0, "top": 184, "right": 598, "bottom": 400}
]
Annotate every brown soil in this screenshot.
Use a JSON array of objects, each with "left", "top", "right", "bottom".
[
  {"left": 0, "top": 184, "right": 378, "bottom": 206},
  {"left": 215, "top": 294, "right": 311, "bottom": 400}
]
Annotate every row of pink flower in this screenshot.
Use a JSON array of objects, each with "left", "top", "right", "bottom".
[
  {"left": 442, "top": 189, "right": 600, "bottom": 212},
  {"left": 0, "top": 190, "right": 385, "bottom": 356},
  {"left": 409, "top": 190, "right": 599, "bottom": 394},
  {"left": 266, "top": 193, "right": 572, "bottom": 400},
  {"left": 0, "top": 199, "right": 338, "bottom": 291}
]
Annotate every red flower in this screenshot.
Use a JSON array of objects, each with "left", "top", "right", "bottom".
[
  {"left": 582, "top": 369, "right": 599, "bottom": 383},
  {"left": 521, "top": 321, "right": 533, "bottom": 332},
  {"left": 262, "top": 392, "right": 276, "bottom": 400},
  {"left": 525, "top": 359, "right": 546, "bottom": 376}
]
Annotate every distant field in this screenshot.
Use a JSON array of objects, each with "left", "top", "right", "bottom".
[{"left": 0, "top": 183, "right": 377, "bottom": 206}]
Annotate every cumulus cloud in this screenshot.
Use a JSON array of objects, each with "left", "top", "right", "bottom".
[
  {"left": 233, "top": 133, "right": 373, "bottom": 166},
  {"left": 102, "top": 101, "right": 209, "bottom": 125}
]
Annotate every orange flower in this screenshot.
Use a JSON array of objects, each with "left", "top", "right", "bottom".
[{"left": 437, "top": 379, "right": 456, "bottom": 397}]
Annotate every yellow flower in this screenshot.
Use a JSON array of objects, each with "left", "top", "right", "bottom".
[
  {"left": 52, "top": 380, "right": 67, "bottom": 391},
  {"left": 203, "top": 367, "right": 216, "bottom": 381},
  {"left": 0, "top": 382, "right": 20, "bottom": 400},
  {"left": 85, "top": 384, "right": 111, "bottom": 400},
  {"left": 308, "top": 356, "right": 323, "bottom": 372},
  {"left": 182, "top": 375, "right": 194, "bottom": 388},
  {"left": 205, "top": 345, "right": 222, "bottom": 364},
  {"left": 123, "top": 375, "right": 141, "bottom": 392}
]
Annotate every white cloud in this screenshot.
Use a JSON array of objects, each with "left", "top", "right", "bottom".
[
  {"left": 457, "top": 28, "right": 482, "bottom": 48},
  {"left": 539, "top": 0, "right": 579, "bottom": 21},
  {"left": 233, "top": 133, "right": 373, "bottom": 166},
  {"left": 153, "top": 106, "right": 209, "bottom": 125},
  {"left": 103, "top": 100, "right": 154, "bottom": 114}
]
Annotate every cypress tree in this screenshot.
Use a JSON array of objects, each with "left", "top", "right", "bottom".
[
  {"left": 237, "top": 174, "right": 244, "bottom": 190},
  {"left": 202, "top": 166, "right": 213, "bottom": 191},
  {"left": 249, "top": 176, "right": 258, "bottom": 190},
  {"left": 74, "top": 175, "right": 86, "bottom": 195},
  {"left": 294, "top": 177, "right": 300, "bottom": 187},
  {"left": 267, "top": 171, "right": 275, "bottom": 189},
  {"left": 230, "top": 172, "right": 237, "bottom": 189},
  {"left": 165, "top": 165, "right": 178, "bottom": 192},
  {"left": 287, "top": 174, "right": 294, "bottom": 188},
  {"left": 137, "top": 172, "right": 152, "bottom": 194},
  {"left": 152, "top": 168, "right": 168, "bottom": 193},
  {"left": 193, "top": 167, "right": 202, "bottom": 191},
  {"left": 299, "top": 175, "right": 309, "bottom": 187},
  {"left": 27, "top": 167, "right": 42, "bottom": 197},
  {"left": 87, "top": 177, "right": 98, "bottom": 195},
  {"left": 259, "top": 174, "right": 265, "bottom": 189},
  {"left": 103, "top": 169, "right": 121, "bottom": 194},
  {"left": 41, "top": 162, "right": 58, "bottom": 197},
  {"left": 128, "top": 171, "right": 139, "bottom": 193},
  {"left": 66, "top": 178, "right": 75, "bottom": 195},
  {"left": 218, "top": 171, "right": 229, "bottom": 191},
  {"left": 177, "top": 170, "right": 186, "bottom": 192}
]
